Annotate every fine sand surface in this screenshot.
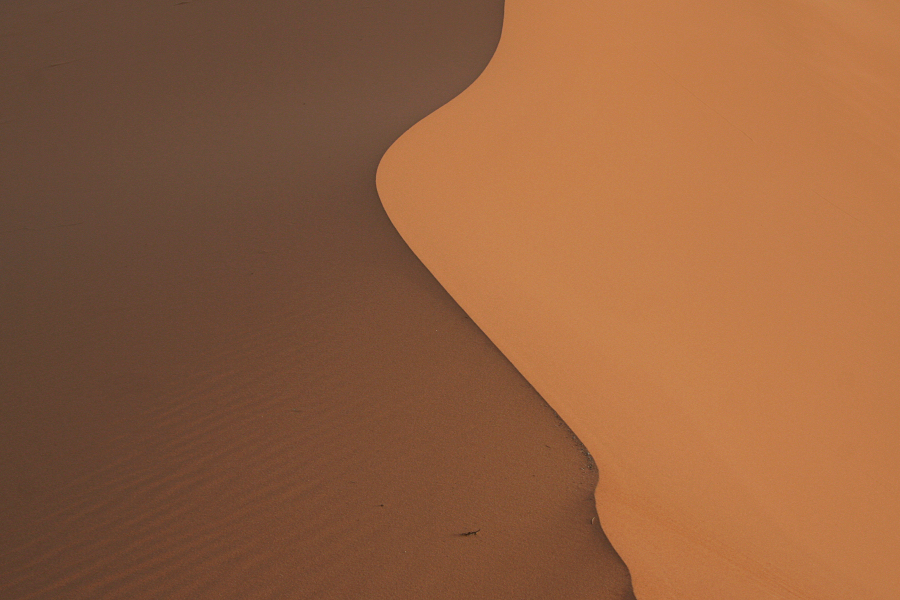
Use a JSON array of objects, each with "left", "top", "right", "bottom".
[
  {"left": 0, "top": 1, "right": 635, "bottom": 598},
  {"left": 378, "top": 1, "right": 900, "bottom": 599}
]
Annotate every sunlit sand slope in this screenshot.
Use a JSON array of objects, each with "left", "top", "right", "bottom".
[{"left": 378, "top": 1, "right": 900, "bottom": 598}]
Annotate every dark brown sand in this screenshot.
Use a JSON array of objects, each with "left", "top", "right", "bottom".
[{"left": 0, "top": 1, "right": 634, "bottom": 598}]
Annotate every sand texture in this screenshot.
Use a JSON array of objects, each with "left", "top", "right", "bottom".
[
  {"left": 378, "top": 1, "right": 900, "bottom": 598},
  {"left": 0, "top": 1, "right": 635, "bottom": 598}
]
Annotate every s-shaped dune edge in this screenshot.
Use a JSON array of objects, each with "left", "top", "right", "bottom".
[{"left": 378, "top": 1, "right": 900, "bottom": 599}]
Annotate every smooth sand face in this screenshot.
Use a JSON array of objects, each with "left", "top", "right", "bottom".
[
  {"left": 1, "top": 1, "right": 635, "bottom": 598},
  {"left": 378, "top": 1, "right": 900, "bottom": 598}
]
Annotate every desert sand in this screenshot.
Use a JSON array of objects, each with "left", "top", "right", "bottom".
[
  {"left": 0, "top": 1, "right": 635, "bottom": 599},
  {"left": 378, "top": 1, "right": 900, "bottom": 599}
]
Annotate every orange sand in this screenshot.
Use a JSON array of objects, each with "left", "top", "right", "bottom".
[{"left": 378, "top": 1, "right": 900, "bottom": 598}]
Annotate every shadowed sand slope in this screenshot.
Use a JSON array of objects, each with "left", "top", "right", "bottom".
[
  {"left": 378, "top": 1, "right": 900, "bottom": 598},
  {"left": 0, "top": 1, "right": 635, "bottom": 598}
]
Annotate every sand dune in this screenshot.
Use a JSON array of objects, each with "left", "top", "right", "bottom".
[
  {"left": 1, "top": 1, "right": 635, "bottom": 598},
  {"left": 378, "top": 1, "right": 900, "bottom": 598}
]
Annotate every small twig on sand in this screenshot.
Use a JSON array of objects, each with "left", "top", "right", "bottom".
[
  {"left": 459, "top": 529, "right": 480, "bottom": 537},
  {"left": 47, "top": 59, "right": 78, "bottom": 68}
]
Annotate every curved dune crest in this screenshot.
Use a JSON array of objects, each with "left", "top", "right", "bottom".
[
  {"left": 378, "top": 1, "right": 900, "bottom": 598},
  {"left": 3, "top": 1, "right": 641, "bottom": 598}
]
